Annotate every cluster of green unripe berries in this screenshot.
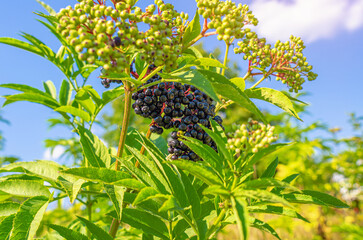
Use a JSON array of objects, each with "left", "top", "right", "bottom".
[
  {"left": 196, "top": 0, "right": 258, "bottom": 42},
  {"left": 227, "top": 119, "right": 277, "bottom": 154},
  {"left": 55, "top": 0, "right": 188, "bottom": 74},
  {"left": 235, "top": 35, "right": 318, "bottom": 92}
]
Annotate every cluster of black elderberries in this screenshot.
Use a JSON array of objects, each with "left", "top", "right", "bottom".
[{"left": 130, "top": 66, "right": 223, "bottom": 161}]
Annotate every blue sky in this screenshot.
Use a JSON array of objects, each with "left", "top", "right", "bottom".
[{"left": 0, "top": 0, "right": 363, "bottom": 162}]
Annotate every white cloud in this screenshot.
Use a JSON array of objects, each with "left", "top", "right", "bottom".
[
  {"left": 43, "top": 145, "right": 65, "bottom": 160},
  {"left": 248, "top": 0, "right": 363, "bottom": 43}
]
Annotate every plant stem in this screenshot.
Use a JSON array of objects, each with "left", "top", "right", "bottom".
[
  {"left": 250, "top": 75, "right": 267, "bottom": 89},
  {"left": 221, "top": 41, "right": 230, "bottom": 76},
  {"left": 206, "top": 208, "right": 227, "bottom": 239},
  {"left": 109, "top": 69, "right": 133, "bottom": 238}
]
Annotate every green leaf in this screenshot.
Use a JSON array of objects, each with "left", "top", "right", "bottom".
[
  {"left": 182, "top": 10, "right": 201, "bottom": 46},
  {"left": 158, "top": 195, "right": 183, "bottom": 212},
  {"left": 55, "top": 106, "right": 91, "bottom": 122},
  {"left": 261, "top": 158, "right": 279, "bottom": 178},
  {"left": 59, "top": 79, "right": 72, "bottom": 105},
  {"left": 162, "top": 69, "right": 220, "bottom": 103},
  {"left": 78, "top": 126, "right": 111, "bottom": 168},
  {"left": 133, "top": 187, "right": 159, "bottom": 206},
  {"left": 231, "top": 197, "right": 249, "bottom": 240},
  {"left": 104, "top": 185, "right": 126, "bottom": 220},
  {"left": 245, "top": 87, "right": 301, "bottom": 120},
  {"left": 75, "top": 89, "right": 96, "bottom": 114},
  {"left": 0, "top": 37, "right": 44, "bottom": 57},
  {"left": 0, "top": 180, "right": 49, "bottom": 198},
  {"left": 49, "top": 224, "right": 88, "bottom": 240},
  {"left": 241, "top": 178, "right": 300, "bottom": 192},
  {"left": 10, "top": 196, "right": 49, "bottom": 240},
  {"left": 102, "top": 86, "right": 125, "bottom": 104},
  {"left": 77, "top": 216, "right": 113, "bottom": 240},
  {"left": 36, "top": 0, "right": 56, "bottom": 16},
  {"left": 0, "top": 83, "right": 48, "bottom": 96},
  {"left": 179, "top": 170, "right": 201, "bottom": 219},
  {"left": 170, "top": 160, "right": 223, "bottom": 186},
  {"left": 181, "top": 136, "right": 223, "bottom": 176},
  {"left": 43, "top": 80, "right": 57, "bottom": 99},
  {"left": 198, "top": 70, "right": 266, "bottom": 122},
  {"left": 113, "top": 178, "right": 146, "bottom": 190},
  {"left": 122, "top": 209, "right": 169, "bottom": 240},
  {"left": 234, "top": 189, "right": 293, "bottom": 208},
  {"left": 57, "top": 176, "right": 85, "bottom": 204},
  {"left": 192, "top": 58, "right": 226, "bottom": 69},
  {"left": 230, "top": 77, "right": 245, "bottom": 91},
  {"left": 203, "top": 185, "right": 230, "bottom": 197},
  {"left": 0, "top": 202, "right": 20, "bottom": 217},
  {"left": 0, "top": 160, "right": 64, "bottom": 182},
  {"left": 249, "top": 217, "right": 281, "bottom": 240},
  {"left": 0, "top": 214, "right": 15, "bottom": 240},
  {"left": 248, "top": 205, "right": 309, "bottom": 222},
  {"left": 271, "top": 174, "right": 299, "bottom": 195},
  {"left": 62, "top": 167, "right": 131, "bottom": 184},
  {"left": 2, "top": 93, "right": 60, "bottom": 109},
  {"left": 285, "top": 190, "right": 349, "bottom": 208}
]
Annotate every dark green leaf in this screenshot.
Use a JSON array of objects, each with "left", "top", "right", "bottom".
[
  {"left": 203, "top": 185, "right": 230, "bottom": 197},
  {"left": 261, "top": 158, "right": 279, "bottom": 178},
  {"left": 122, "top": 208, "right": 169, "bottom": 240},
  {"left": 234, "top": 189, "right": 293, "bottom": 208},
  {"left": 77, "top": 216, "right": 113, "bottom": 240},
  {"left": 248, "top": 205, "right": 309, "bottom": 222},
  {"left": 102, "top": 86, "right": 125, "bottom": 104},
  {"left": 170, "top": 160, "right": 223, "bottom": 186},
  {"left": 78, "top": 126, "right": 111, "bottom": 168},
  {"left": 287, "top": 190, "right": 349, "bottom": 208},
  {"left": 241, "top": 178, "right": 300, "bottom": 192},
  {"left": 245, "top": 88, "right": 301, "bottom": 120},
  {"left": 133, "top": 187, "right": 159, "bottom": 206},
  {"left": 49, "top": 224, "right": 88, "bottom": 240},
  {"left": 158, "top": 195, "right": 183, "bottom": 212},
  {"left": 179, "top": 170, "right": 201, "bottom": 219},
  {"left": 0, "top": 214, "right": 15, "bottom": 240},
  {"left": 75, "top": 88, "right": 96, "bottom": 114},
  {"left": 0, "top": 202, "right": 20, "bottom": 217},
  {"left": 11, "top": 196, "right": 49, "bottom": 240},
  {"left": 104, "top": 185, "right": 126, "bottom": 220}
]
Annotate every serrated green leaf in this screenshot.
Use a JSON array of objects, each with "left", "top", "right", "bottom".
[
  {"left": 49, "top": 224, "right": 88, "bottom": 240},
  {"left": 77, "top": 216, "right": 113, "bottom": 240},
  {"left": 10, "top": 196, "right": 49, "bottom": 240},
  {"left": 170, "top": 160, "right": 223, "bottom": 186},
  {"left": 0, "top": 180, "right": 49, "bottom": 198},
  {"left": 57, "top": 175, "right": 85, "bottom": 204},
  {"left": 0, "top": 214, "right": 15, "bottom": 239},
  {"left": 0, "top": 83, "right": 48, "bottom": 96},
  {"left": 62, "top": 167, "right": 131, "bottom": 184},
  {"left": 249, "top": 217, "right": 281, "bottom": 240},
  {"left": 287, "top": 190, "right": 349, "bottom": 208},
  {"left": 271, "top": 174, "right": 299, "bottom": 195},
  {"left": 203, "top": 185, "right": 230, "bottom": 197},
  {"left": 78, "top": 126, "right": 111, "bottom": 168},
  {"left": 122, "top": 208, "right": 169, "bottom": 240},
  {"left": 198, "top": 70, "right": 266, "bottom": 122},
  {"left": 43, "top": 80, "right": 57, "bottom": 99},
  {"left": 245, "top": 87, "right": 301, "bottom": 120},
  {"left": 104, "top": 185, "right": 126, "bottom": 220},
  {"left": 102, "top": 86, "right": 125, "bottom": 104},
  {"left": 0, "top": 37, "right": 44, "bottom": 56},
  {"left": 179, "top": 170, "right": 201, "bottom": 219},
  {"left": 113, "top": 178, "right": 146, "bottom": 190},
  {"left": 248, "top": 205, "right": 309, "bottom": 222},
  {"left": 231, "top": 197, "right": 249, "bottom": 240},
  {"left": 59, "top": 79, "right": 72, "bottom": 106},
  {"left": 241, "top": 178, "right": 300, "bottom": 192},
  {"left": 55, "top": 106, "right": 90, "bottom": 122},
  {"left": 0, "top": 160, "right": 63, "bottom": 182},
  {"left": 182, "top": 10, "right": 201, "bottom": 46},
  {"left": 0, "top": 202, "right": 20, "bottom": 217},
  {"left": 133, "top": 187, "right": 159, "bottom": 206},
  {"left": 75, "top": 88, "right": 96, "bottom": 114},
  {"left": 192, "top": 58, "right": 226, "bottom": 69}
]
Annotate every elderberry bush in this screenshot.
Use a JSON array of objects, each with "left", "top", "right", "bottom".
[{"left": 128, "top": 66, "right": 223, "bottom": 161}]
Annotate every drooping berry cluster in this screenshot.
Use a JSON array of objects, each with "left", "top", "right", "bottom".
[
  {"left": 227, "top": 119, "right": 277, "bottom": 154},
  {"left": 55, "top": 0, "right": 188, "bottom": 74},
  {"left": 131, "top": 66, "right": 223, "bottom": 161},
  {"left": 235, "top": 35, "right": 318, "bottom": 92},
  {"left": 196, "top": 0, "right": 258, "bottom": 42}
]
